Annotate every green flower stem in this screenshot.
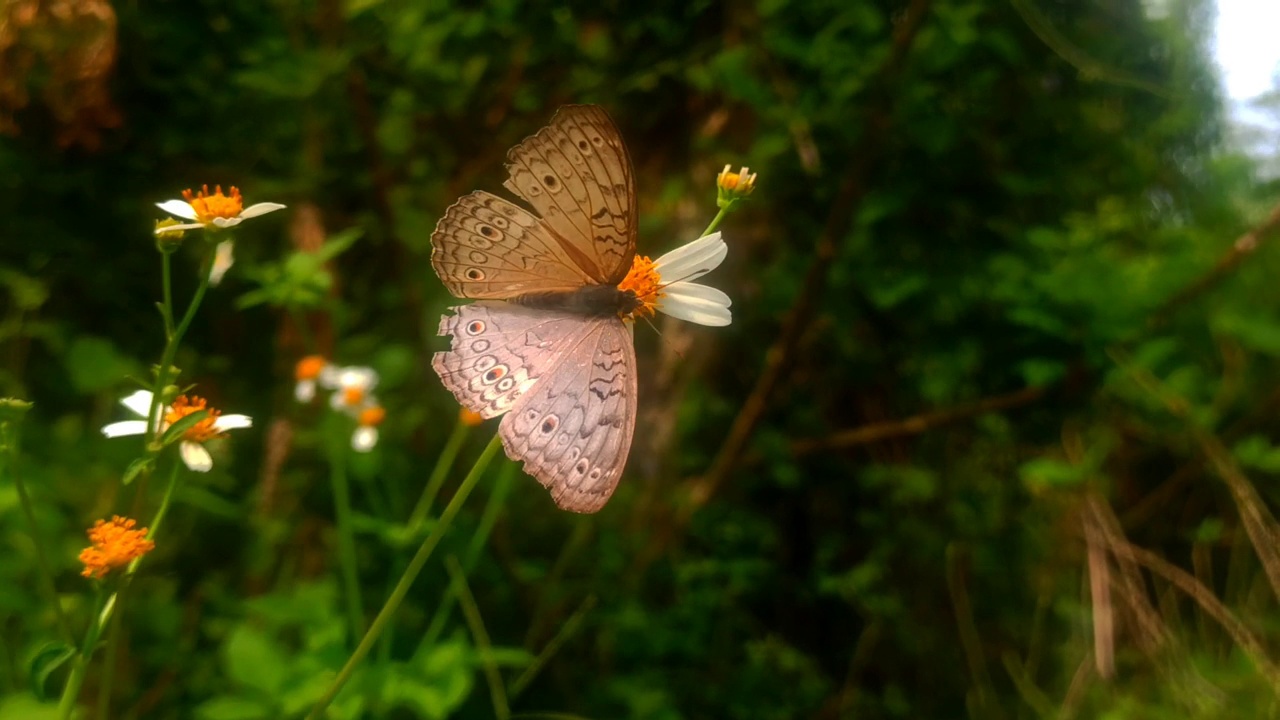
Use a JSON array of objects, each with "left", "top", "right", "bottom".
[
  {"left": 57, "top": 589, "right": 110, "bottom": 719},
  {"left": 418, "top": 462, "right": 514, "bottom": 652},
  {"left": 306, "top": 433, "right": 503, "bottom": 720},
  {"left": 144, "top": 247, "right": 215, "bottom": 451},
  {"left": 700, "top": 205, "right": 731, "bottom": 238},
  {"left": 328, "top": 439, "right": 366, "bottom": 641},
  {"left": 405, "top": 416, "right": 471, "bottom": 532},
  {"left": 0, "top": 420, "right": 72, "bottom": 643},
  {"left": 160, "top": 250, "right": 175, "bottom": 336},
  {"left": 65, "top": 461, "right": 182, "bottom": 719},
  {"left": 446, "top": 556, "right": 509, "bottom": 720}
]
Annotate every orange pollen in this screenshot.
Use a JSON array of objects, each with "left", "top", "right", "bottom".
[
  {"left": 459, "top": 408, "right": 484, "bottom": 427},
  {"left": 720, "top": 172, "right": 741, "bottom": 190},
  {"left": 79, "top": 516, "right": 155, "bottom": 579},
  {"left": 358, "top": 406, "right": 386, "bottom": 427},
  {"left": 343, "top": 387, "right": 365, "bottom": 406},
  {"left": 617, "top": 254, "right": 663, "bottom": 319},
  {"left": 181, "top": 184, "right": 243, "bottom": 223},
  {"left": 295, "top": 355, "right": 327, "bottom": 381},
  {"left": 164, "top": 395, "right": 223, "bottom": 443}
]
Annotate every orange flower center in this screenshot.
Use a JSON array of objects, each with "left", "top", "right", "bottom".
[
  {"left": 617, "top": 254, "right": 663, "bottom": 319},
  {"left": 719, "top": 172, "right": 741, "bottom": 191},
  {"left": 164, "top": 395, "right": 223, "bottom": 443},
  {"left": 182, "top": 184, "right": 243, "bottom": 223},
  {"left": 343, "top": 387, "right": 365, "bottom": 406},
  {"left": 79, "top": 516, "right": 155, "bottom": 579},
  {"left": 295, "top": 355, "right": 327, "bottom": 381},
  {"left": 358, "top": 405, "right": 386, "bottom": 427}
]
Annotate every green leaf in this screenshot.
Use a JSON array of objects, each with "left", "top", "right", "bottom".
[
  {"left": 1019, "top": 458, "right": 1087, "bottom": 490},
  {"left": 159, "top": 409, "right": 209, "bottom": 447},
  {"left": 65, "top": 336, "right": 139, "bottom": 394},
  {"left": 121, "top": 457, "right": 154, "bottom": 486},
  {"left": 224, "top": 625, "right": 289, "bottom": 695},
  {"left": 28, "top": 641, "right": 75, "bottom": 701},
  {"left": 194, "top": 696, "right": 271, "bottom": 720},
  {"left": 1232, "top": 435, "right": 1280, "bottom": 473},
  {"left": 0, "top": 694, "right": 58, "bottom": 720}
]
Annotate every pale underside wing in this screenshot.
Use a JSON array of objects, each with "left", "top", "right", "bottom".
[
  {"left": 429, "top": 190, "right": 594, "bottom": 299},
  {"left": 502, "top": 104, "right": 638, "bottom": 285},
  {"left": 433, "top": 301, "right": 637, "bottom": 513}
]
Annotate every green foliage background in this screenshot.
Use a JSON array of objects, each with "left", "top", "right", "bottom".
[{"left": 3, "top": 0, "right": 1280, "bottom": 717}]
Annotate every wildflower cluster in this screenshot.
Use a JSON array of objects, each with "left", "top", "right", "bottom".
[{"left": 295, "top": 356, "right": 386, "bottom": 452}]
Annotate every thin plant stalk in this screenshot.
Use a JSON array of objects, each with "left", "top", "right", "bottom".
[
  {"left": 447, "top": 556, "right": 510, "bottom": 720},
  {"left": 306, "top": 433, "right": 503, "bottom": 720},
  {"left": 57, "top": 589, "right": 111, "bottom": 719},
  {"left": 699, "top": 206, "right": 729, "bottom": 239},
  {"left": 1, "top": 419, "right": 72, "bottom": 643},
  {"left": 510, "top": 594, "right": 597, "bottom": 699},
  {"left": 406, "top": 416, "right": 471, "bottom": 531},
  {"left": 143, "top": 250, "right": 215, "bottom": 449},
  {"left": 419, "top": 462, "right": 515, "bottom": 651},
  {"left": 329, "top": 437, "right": 366, "bottom": 640}
]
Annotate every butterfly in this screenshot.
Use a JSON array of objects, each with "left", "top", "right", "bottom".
[{"left": 429, "top": 104, "right": 731, "bottom": 513}]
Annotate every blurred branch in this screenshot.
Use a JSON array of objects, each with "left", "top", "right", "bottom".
[
  {"left": 676, "top": 0, "right": 934, "bottom": 527},
  {"left": 1153, "top": 199, "right": 1280, "bottom": 322},
  {"left": 787, "top": 384, "right": 1046, "bottom": 456},
  {"left": 1009, "top": 0, "right": 1175, "bottom": 99}
]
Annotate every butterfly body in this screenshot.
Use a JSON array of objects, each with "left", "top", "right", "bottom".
[{"left": 511, "top": 285, "right": 643, "bottom": 319}]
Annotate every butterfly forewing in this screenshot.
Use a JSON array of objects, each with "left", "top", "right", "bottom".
[
  {"left": 430, "top": 191, "right": 594, "bottom": 299},
  {"left": 503, "top": 105, "right": 638, "bottom": 284},
  {"left": 499, "top": 318, "right": 636, "bottom": 513}
]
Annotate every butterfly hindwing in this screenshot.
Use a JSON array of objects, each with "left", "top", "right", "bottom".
[
  {"left": 432, "top": 302, "right": 595, "bottom": 419},
  {"left": 499, "top": 317, "right": 636, "bottom": 513}
]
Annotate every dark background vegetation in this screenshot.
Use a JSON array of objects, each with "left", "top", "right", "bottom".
[{"left": 4, "top": 0, "right": 1280, "bottom": 717}]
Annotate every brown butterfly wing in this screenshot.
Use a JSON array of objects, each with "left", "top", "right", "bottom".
[
  {"left": 502, "top": 104, "right": 638, "bottom": 284},
  {"left": 430, "top": 191, "right": 594, "bottom": 299}
]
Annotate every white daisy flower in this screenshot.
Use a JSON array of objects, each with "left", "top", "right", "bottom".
[
  {"left": 324, "top": 366, "right": 380, "bottom": 415},
  {"left": 154, "top": 184, "right": 286, "bottom": 233},
  {"left": 293, "top": 355, "right": 330, "bottom": 403},
  {"left": 619, "top": 232, "right": 732, "bottom": 327},
  {"left": 102, "top": 390, "right": 252, "bottom": 472},
  {"left": 351, "top": 405, "right": 386, "bottom": 452}
]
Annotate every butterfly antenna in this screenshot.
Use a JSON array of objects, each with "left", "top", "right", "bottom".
[{"left": 642, "top": 314, "right": 687, "bottom": 362}]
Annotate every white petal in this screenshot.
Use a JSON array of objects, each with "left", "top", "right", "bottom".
[
  {"left": 337, "top": 367, "right": 379, "bottom": 392},
  {"left": 102, "top": 420, "right": 148, "bottom": 438},
  {"left": 210, "top": 216, "right": 245, "bottom": 229},
  {"left": 120, "top": 390, "right": 155, "bottom": 418},
  {"left": 238, "top": 202, "right": 287, "bottom": 219},
  {"left": 658, "top": 282, "right": 733, "bottom": 327},
  {"left": 209, "top": 240, "right": 235, "bottom": 285},
  {"left": 154, "top": 222, "right": 206, "bottom": 234},
  {"left": 352, "top": 426, "right": 378, "bottom": 452},
  {"left": 180, "top": 442, "right": 213, "bottom": 472},
  {"left": 156, "top": 200, "right": 198, "bottom": 220},
  {"left": 295, "top": 380, "right": 316, "bottom": 402},
  {"left": 318, "top": 365, "right": 340, "bottom": 388},
  {"left": 653, "top": 232, "right": 726, "bottom": 283},
  {"left": 214, "top": 414, "right": 253, "bottom": 431}
]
